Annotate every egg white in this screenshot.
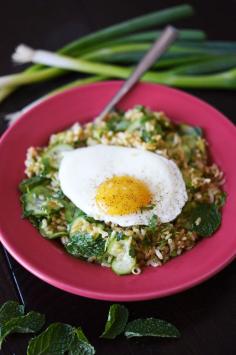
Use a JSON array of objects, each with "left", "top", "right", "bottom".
[{"left": 58, "top": 145, "right": 188, "bottom": 227}]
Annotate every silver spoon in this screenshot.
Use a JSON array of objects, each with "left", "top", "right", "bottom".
[{"left": 96, "top": 25, "right": 178, "bottom": 123}]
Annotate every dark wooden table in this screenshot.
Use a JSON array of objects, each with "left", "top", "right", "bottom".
[{"left": 0, "top": 1, "right": 235, "bottom": 354}]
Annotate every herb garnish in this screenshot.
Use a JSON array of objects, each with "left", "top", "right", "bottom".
[
  {"left": 189, "top": 203, "right": 221, "bottom": 237},
  {"left": 27, "top": 323, "right": 74, "bottom": 355},
  {"left": 179, "top": 124, "right": 202, "bottom": 137},
  {"left": 0, "top": 300, "right": 181, "bottom": 352},
  {"left": 0, "top": 301, "right": 45, "bottom": 349},
  {"left": 148, "top": 215, "right": 159, "bottom": 234},
  {"left": 69, "top": 327, "right": 95, "bottom": 355},
  {"left": 65, "top": 233, "right": 106, "bottom": 259},
  {"left": 115, "top": 232, "right": 125, "bottom": 241},
  {"left": 106, "top": 116, "right": 130, "bottom": 132},
  {"left": 101, "top": 304, "right": 129, "bottom": 339},
  {"left": 125, "top": 318, "right": 180, "bottom": 338},
  {"left": 27, "top": 323, "right": 95, "bottom": 355}
]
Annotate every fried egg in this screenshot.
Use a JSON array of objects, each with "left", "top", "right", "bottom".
[{"left": 58, "top": 145, "right": 187, "bottom": 227}]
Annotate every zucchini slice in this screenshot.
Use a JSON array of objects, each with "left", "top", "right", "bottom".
[
  {"left": 22, "top": 186, "right": 63, "bottom": 217},
  {"left": 108, "top": 237, "right": 136, "bottom": 275},
  {"left": 69, "top": 212, "right": 99, "bottom": 236},
  {"left": 69, "top": 217, "right": 84, "bottom": 236}
]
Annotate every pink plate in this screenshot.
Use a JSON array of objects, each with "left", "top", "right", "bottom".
[{"left": 0, "top": 81, "right": 236, "bottom": 301}]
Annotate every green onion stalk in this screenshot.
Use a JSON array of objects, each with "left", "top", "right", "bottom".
[
  {"left": 109, "top": 29, "right": 206, "bottom": 45},
  {"left": 2, "top": 45, "right": 235, "bottom": 90},
  {"left": 2, "top": 3, "right": 236, "bottom": 126},
  {"left": 0, "top": 4, "right": 194, "bottom": 104},
  {"left": 2, "top": 42, "right": 236, "bottom": 89},
  {"left": 29, "top": 4, "right": 194, "bottom": 62}
]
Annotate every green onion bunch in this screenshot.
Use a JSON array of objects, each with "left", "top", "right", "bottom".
[{"left": 1, "top": 4, "right": 236, "bottom": 113}]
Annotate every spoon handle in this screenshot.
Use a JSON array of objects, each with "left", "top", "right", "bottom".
[{"left": 96, "top": 25, "right": 178, "bottom": 122}]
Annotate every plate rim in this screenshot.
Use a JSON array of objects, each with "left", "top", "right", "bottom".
[{"left": 0, "top": 80, "right": 235, "bottom": 301}]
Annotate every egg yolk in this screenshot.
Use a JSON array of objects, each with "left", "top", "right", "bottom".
[{"left": 96, "top": 175, "right": 152, "bottom": 216}]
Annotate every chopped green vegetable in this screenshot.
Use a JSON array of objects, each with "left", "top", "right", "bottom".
[
  {"left": 27, "top": 323, "right": 74, "bottom": 355},
  {"left": 42, "top": 144, "right": 74, "bottom": 170},
  {"left": 21, "top": 186, "right": 64, "bottom": 217},
  {"left": 18, "top": 100, "right": 225, "bottom": 277},
  {"left": 0, "top": 301, "right": 45, "bottom": 349},
  {"left": 106, "top": 115, "right": 130, "bottom": 132},
  {"left": 69, "top": 216, "right": 85, "bottom": 235},
  {"left": 39, "top": 219, "right": 67, "bottom": 239},
  {"left": 141, "top": 130, "right": 153, "bottom": 143},
  {"left": 114, "top": 232, "right": 126, "bottom": 241},
  {"left": 108, "top": 236, "right": 136, "bottom": 275},
  {"left": 69, "top": 327, "right": 95, "bottom": 355},
  {"left": 72, "top": 209, "right": 97, "bottom": 224},
  {"left": 101, "top": 304, "right": 129, "bottom": 339},
  {"left": 189, "top": 203, "right": 222, "bottom": 237},
  {"left": 125, "top": 318, "right": 180, "bottom": 338},
  {"left": 179, "top": 124, "right": 202, "bottom": 137},
  {"left": 69, "top": 214, "right": 104, "bottom": 235},
  {"left": 66, "top": 233, "right": 106, "bottom": 260},
  {"left": 19, "top": 176, "right": 50, "bottom": 193},
  {"left": 148, "top": 215, "right": 159, "bottom": 234},
  {"left": 63, "top": 200, "right": 77, "bottom": 223}
]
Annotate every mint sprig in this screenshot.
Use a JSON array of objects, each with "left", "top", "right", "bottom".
[
  {"left": 124, "top": 318, "right": 180, "bottom": 338},
  {"left": 0, "top": 300, "right": 24, "bottom": 324},
  {"left": 69, "top": 327, "right": 95, "bottom": 355},
  {"left": 27, "top": 323, "right": 74, "bottom": 355},
  {"left": 0, "top": 300, "right": 181, "bottom": 352},
  {"left": 101, "top": 304, "right": 129, "bottom": 339},
  {"left": 189, "top": 203, "right": 222, "bottom": 237},
  {"left": 0, "top": 301, "right": 45, "bottom": 349},
  {"left": 27, "top": 323, "right": 95, "bottom": 355}
]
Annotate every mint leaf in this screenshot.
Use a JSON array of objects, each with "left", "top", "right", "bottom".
[
  {"left": 0, "top": 311, "right": 45, "bottom": 348},
  {"left": 189, "top": 203, "right": 221, "bottom": 237},
  {"left": 66, "top": 234, "right": 105, "bottom": 259},
  {"left": 27, "top": 323, "right": 95, "bottom": 355},
  {"left": 0, "top": 301, "right": 24, "bottom": 325},
  {"left": 27, "top": 322, "right": 74, "bottom": 355},
  {"left": 125, "top": 318, "right": 180, "bottom": 338},
  {"left": 101, "top": 304, "right": 129, "bottom": 339},
  {"left": 68, "top": 327, "right": 95, "bottom": 355}
]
